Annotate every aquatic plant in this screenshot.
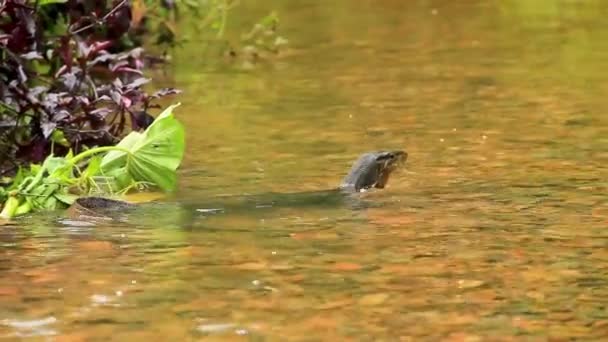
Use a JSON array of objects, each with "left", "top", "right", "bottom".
[{"left": 0, "top": 103, "right": 184, "bottom": 218}]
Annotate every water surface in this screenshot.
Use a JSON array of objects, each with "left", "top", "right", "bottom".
[{"left": 1, "top": 1, "right": 608, "bottom": 340}]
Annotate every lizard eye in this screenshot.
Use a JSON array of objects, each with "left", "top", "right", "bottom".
[{"left": 375, "top": 152, "right": 394, "bottom": 162}]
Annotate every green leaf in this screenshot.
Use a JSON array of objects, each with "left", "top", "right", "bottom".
[
  {"left": 100, "top": 103, "right": 185, "bottom": 191},
  {"left": 100, "top": 131, "right": 143, "bottom": 171},
  {"left": 0, "top": 196, "right": 20, "bottom": 218},
  {"left": 129, "top": 159, "right": 178, "bottom": 191},
  {"left": 83, "top": 155, "right": 101, "bottom": 178},
  {"left": 55, "top": 192, "right": 77, "bottom": 205},
  {"left": 29, "top": 164, "right": 42, "bottom": 176},
  {"left": 51, "top": 130, "right": 70, "bottom": 147},
  {"left": 95, "top": 167, "right": 132, "bottom": 192},
  {"left": 8, "top": 167, "right": 28, "bottom": 191},
  {"left": 15, "top": 201, "right": 31, "bottom": 216},
  {"left": 36, "top": 0, "right": 68, "bottom": 6},
  {"left": 134, "top": 103, "right": 185, "bottom": 171},
  {"left": 44, "top": 155, "right": 69, "bottom": 175}
]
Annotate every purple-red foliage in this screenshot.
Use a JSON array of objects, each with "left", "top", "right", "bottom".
[{"left": 0, "top": 0, "right": 180, "bottom": 174}]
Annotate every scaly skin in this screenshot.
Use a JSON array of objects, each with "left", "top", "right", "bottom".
[
  {"left": 340, "top": 150, "right": 407, "bottom": 192},
  {"left": 71, "top": 150, "right": 407, "bottom": 216}
]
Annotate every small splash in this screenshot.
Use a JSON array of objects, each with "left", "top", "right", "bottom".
[
  {"left": 2, "top": 316, "right": 57, "bottom": 329},
  {"left": 58, "top": 219, "right": 96, "bottom": 227},
  {"left": 90, "top": 293, "right": 122, "bottom": 307},
  {"left": 90, "top": 294, "right": 112, "bottom": 305},
  {"left": 1, "top": 316, "right": 57, "bottom": 337},
  {"left": 196, "top": 323, "right": 236, "bottom": 333},
  {"left": 195, "top": 208, "right": 224, "bottom": 214},
  {"left": 235, "top": 329, "right": 249, "bottom": 335}
]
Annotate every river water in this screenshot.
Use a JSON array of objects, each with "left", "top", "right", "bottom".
[{"left": 1, "top": 0, "right": 607, "bottom": 340}]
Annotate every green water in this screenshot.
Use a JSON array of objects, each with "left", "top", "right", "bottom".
[{"left": 1, "top": 0, "right": 608, "bottom": 340}]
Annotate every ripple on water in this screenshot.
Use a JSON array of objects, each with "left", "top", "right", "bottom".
[{"left": 1, "top": 316, "right": 57, "bottom": 338}]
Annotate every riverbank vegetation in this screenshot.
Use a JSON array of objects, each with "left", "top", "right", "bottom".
[{"left": 0, "top": 0, "right": 284, "bottom": 217}]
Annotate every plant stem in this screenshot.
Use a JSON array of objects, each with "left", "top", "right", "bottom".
[
  {"left": 69, "top": 0, "right": 128, "bottom": 35},
  {"left": 68, "top": 146, "right": 131, "bottom": 165}
]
